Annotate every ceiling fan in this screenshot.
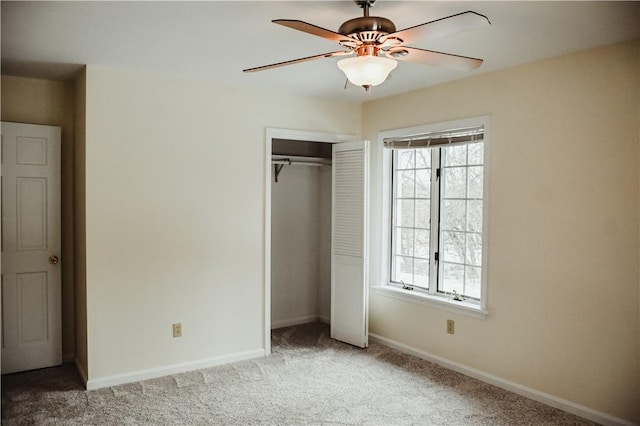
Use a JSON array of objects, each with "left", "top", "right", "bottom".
[{"left": 243, "top": 0, "right": 491, "bottom": 91}]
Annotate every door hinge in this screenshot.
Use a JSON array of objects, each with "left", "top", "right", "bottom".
[
  {"left": 436, "top": 168, "right": 441, "bottom": 179},
  {"left": 434, "top": 252, "right": 439, "bottom": 261}
]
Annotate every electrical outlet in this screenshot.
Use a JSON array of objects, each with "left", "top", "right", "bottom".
[
  {"left": 173, "top": 322, "right": 182, "bottom": 338},
  {"left": 446, "top": 319, "right": 455, "bottom": 335}
]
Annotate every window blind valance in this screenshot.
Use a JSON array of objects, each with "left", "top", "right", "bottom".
[{"left": 383, "top": 126, "right": 484, "bottom": 149}]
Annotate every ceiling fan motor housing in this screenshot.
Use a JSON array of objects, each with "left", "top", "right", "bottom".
[{"left": 338, "top": 16, "right": 396, "bottom": 43}]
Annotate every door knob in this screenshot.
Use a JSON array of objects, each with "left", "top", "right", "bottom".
[{"left": 49, "top": 255, "right": 59, "bottom": 265}]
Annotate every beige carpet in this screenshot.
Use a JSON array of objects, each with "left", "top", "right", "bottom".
[{"left": 2, "top": 322, "right": 594, "bottom": 425}]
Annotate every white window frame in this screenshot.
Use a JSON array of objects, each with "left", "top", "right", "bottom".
[{"left": 375, "top": 116, "right": 490, "bottom": 319}]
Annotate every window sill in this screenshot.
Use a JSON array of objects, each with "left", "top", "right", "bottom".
[{"left": 372, "top": 285, "right": 489, "bottom": 319}]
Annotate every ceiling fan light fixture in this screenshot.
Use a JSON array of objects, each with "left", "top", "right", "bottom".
[{"left": 337, "top": 55, "right": 397, "bottom": 89}]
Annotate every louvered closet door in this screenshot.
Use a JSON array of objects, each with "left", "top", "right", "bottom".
[{"left": 331, "top": 141, "right": 369, "bottom": 348}]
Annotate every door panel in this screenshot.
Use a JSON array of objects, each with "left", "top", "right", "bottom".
[
  {"left": 331, "top": 141, "right": 369, "bottom": 348},
  {"left": 2, "top": 121, "right": 62, "bottom": 374},
  {"left": 17, "top": 177, "right": 48, "bottom": 250},
  {"left": 18, "top": 272, "right": 48, "bottom": 343}
]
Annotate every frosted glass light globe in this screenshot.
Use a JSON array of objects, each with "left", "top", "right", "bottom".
[{"left": 337, "top": 55, "right": 398, "bottom": 88}]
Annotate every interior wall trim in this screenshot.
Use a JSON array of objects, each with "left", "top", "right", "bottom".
[
  {"left": 271, "top": 315, "right": 321, "bottom": 330},
  {"left": 74, "top": 357, "right": 88, "bottom": 386},
  {"left": 84, "top": 348, "right": 265, "bottom": 390},
  {"left": 368, "top": 333, "right": 635, "bottom": 426},
  {"left": 270, "top": 316, "right": 331, "bottom": 330}
]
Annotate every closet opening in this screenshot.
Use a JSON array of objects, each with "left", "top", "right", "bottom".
[
  {"left": 264, "top": 129, "right": 356, "bottom": 354},
  {"left": 270, "top": 139, "right": 332, "bottom": 328}
]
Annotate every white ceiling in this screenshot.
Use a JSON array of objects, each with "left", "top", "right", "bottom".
[{"left": 2, "top": 1, "right": 639, "bottom": 102}]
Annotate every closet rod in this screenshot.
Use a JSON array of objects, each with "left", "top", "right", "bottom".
[
  {"left": 272, "top": 155, "right": 331, "bottom": 165},
  {"left": 271, "top": 156, "right": 331, "bottom": 182},
  {"left": 272, "top": 160, "right": 326, "bottom": 167}
]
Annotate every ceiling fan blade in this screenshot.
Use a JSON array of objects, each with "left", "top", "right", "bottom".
[
  {"left": 273, "top": 19, "right": 359, "bottom": 47},
  {"left": 380, "top": 11, "right": 490, "bottom": 46},
  {"left": 243, "top": 51, "right": 353, "bottom": 73},
  {"left": 388, "top": 46, "right": 483, "bottom": 71}
]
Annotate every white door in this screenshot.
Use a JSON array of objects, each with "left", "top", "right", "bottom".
[
  {"left": 1, "top": 121, "right": 62, "bottom": 374},
  {"left": 331, "top": 140, "right": 369, "bottom": 348}
]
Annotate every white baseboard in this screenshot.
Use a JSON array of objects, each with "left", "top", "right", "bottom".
[
  {"left": 85, "top": 348, "right": 265, "bottom": 390},
  {"left": 271, "top": 315, "right": 320, "bottom": 329},
  {"left": 74, "top": 358, "right": 88, "bottom": 386},
  {"left": 369, "top": 333, "right": 635, "bottom": 426}
]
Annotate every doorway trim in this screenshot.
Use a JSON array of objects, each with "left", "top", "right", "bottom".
[{"left": 264, "top": 128, "right": 356, "bottom": 355}]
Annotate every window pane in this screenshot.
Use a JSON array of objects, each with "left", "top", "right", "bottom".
[
  {"left": 443, "top": 145, "right": 467, "bottom": 166},
  {"left": 391, "top": 140, "right": 483, "bottom": 299},
  {"left": 415, "top": 199, "right": 430, "bottom": 229},
  {"left": 467, "top": 200, "right": 483, "bottom": 232},
  {"left": 441, "top": 262, "right": 464, "bottom": 294},
  {"left": 442, "top": 231, "right": 465, "bottom": 264},
  {"left": 415, "top": 149, "right": 431, "bottom": 169},
  {"left": 442, "top": 200, "right": 465, "bottom": 231},
  {"left": 395, "top": 227, "right": 414, "bottom": 257},
  {"left": 397, "top": 150, "right": 415, "bottom": 169},
  {"left": 414, "top": 229, "right": 430, "bottom": 258},
  {"left": 468, "top": 166, "right": 483, "bottom": 199},
  {"left": 396, "top": 170, "right": 415, "bottom": 198},
  {"left": 468, "top": 143, "right": 483, "bottom": 165},
  {"left": 395, "top": 199, "right": 414, "bottom": 227},
  {"left": 414, "top": 259, "right": 429, "bottom": 288},
  {"left": 415, "top": 169, "right": 431, "bottom": 198},
  {"left": 466, "top": 233, "right": 482, "bottom": 266},
  {"left": 443, "top": 167, "right": 466, "bottom": 199},
  {"left": 394, "top": 256, "right": 414, "bottom": 284},
  {"left": 465, "top": 266, "right": 482, "bottom": 299}
]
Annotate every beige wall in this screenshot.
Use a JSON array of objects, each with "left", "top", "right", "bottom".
[
  {"left": 1, "top": 75, "right": 76, "bottom": 362},
  {"left": 73, "top": 68, "right": 88, "bottom": 379},
  {"left": 364, "top": 40, "right": 640, "bottom": 423},
  {"left": 83, "top": 66, "right": 361, "bottom": 380}
]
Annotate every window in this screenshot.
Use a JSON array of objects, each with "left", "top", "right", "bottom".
[{"left": 383, "top": 120, "right": 487, "bottom": 310}]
